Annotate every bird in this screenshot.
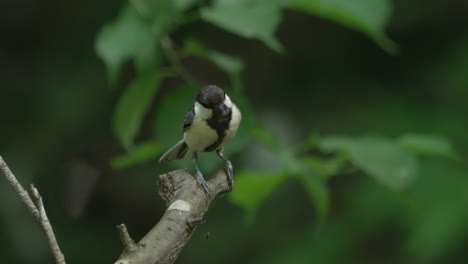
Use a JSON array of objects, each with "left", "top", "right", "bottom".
[{"left": 159, "top": 85, "right": 242, "bottom": 193}]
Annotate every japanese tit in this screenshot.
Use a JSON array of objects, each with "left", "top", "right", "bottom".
[{"left": 159, "top": 85, "right": 242, "bottom": 193}]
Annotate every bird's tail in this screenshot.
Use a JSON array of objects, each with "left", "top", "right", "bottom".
[{"left": 159, "top": 139, "right": 189, "bottom": 163}]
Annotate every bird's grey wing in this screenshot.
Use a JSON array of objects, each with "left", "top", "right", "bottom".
[
  {"left": 183, "top": 105, "right": 195, "bottom": 132},
  {"left": 159, "top": 139, "right": 189, "bottom": 162},
  {"left": 158, "top": 106, "right": 194, "bottom": 163}
]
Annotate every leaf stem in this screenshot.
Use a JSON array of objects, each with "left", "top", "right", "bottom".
[{"left": 160, "top": 36, "right": 201, "bottom": 87}]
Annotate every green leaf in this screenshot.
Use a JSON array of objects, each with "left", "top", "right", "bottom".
[
  {"left": 144, "top": 0, "right": 179, "bottom": 31},
  {"left": 201, "top": 0, "right": 284, "bottom": 53},
  {"left": 307, "top": 131, "right": 320, "bottom": 148},
  {"left": 320, "top": 136, "right": 419, "bottom": 190},
  {"left": 183, "top": 38, "right": 245, "bottom": 90},
  {"left": 398, "top": 134, "right": 458, "bottom": 159},
  {"left": 182, "top": 38, "right": 208, "bottom": 57},
  {"left": 209, "top": 51, "right": 245, "bottom": 91},
  {"left": 207, "top": 51, "right": 244, "bottom": 77},
  {"left": 113, "top": 73, "right": 161, "bottom": 150},
  {"left": 297, "top": 173, "right": 329, "bottom": 220},
  {"left": 134, "top": 36, "right": 161, "bottom": 75},
  {"left": 283, "top": 153, "right": 330, "bottom": 219},
  {"left": 95, "top": 5, "right": 153, "bottom": 85},
  {"left": 174, "top": 0, "right": 199, "bottom": 11},
  {"left": 251, "top": 126, "right": 282, "bottom": 152},
  {"left": 287, "top": 0, "right": 396, "bottom": 53},
  {"left": 319, "top": 135, "right": 355, "bottom": 152},
  {"left": 96, "top": 0, "right": 180, "bottom": 84},
  {"left": 405, "top": 159, "right": 468, "bottom": 263},
  {"left": 280, "top": 150, "right": 304, "bottom": 174},
  {"left": 111, "top": 141, "right": 164, "bottom": 169},
  {"left": 229, "top": 170, "right": 288, "bottom": 224},
  {"left": 301, "top": 154, "right": 347, "bottom": 179}
]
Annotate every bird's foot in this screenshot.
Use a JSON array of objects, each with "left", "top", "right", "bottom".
[
  {"left": 225, "top": 160, "right": 234, "bottom": 192},
  {"left": 195, "top": 171, "right": 210, "bottom": 193}
]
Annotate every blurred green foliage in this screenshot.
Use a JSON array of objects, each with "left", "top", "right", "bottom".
[
  {"left": 289, "top": 0, "right": 396, "bottom": 52},
  {"left": 1, "top": 0, "right": 468, "bottom": 263},
  {"left": 113, "top": 73, "right": 162, "bottom": 149},
  {"left": 95, "top": 0, "right": 457, "bottom": 224},
  {"left": 320, "top": 136, "right": 420, "bottom": 190}
]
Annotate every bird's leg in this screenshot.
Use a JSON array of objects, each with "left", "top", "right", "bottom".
[
  {"left": 216, "top": 148, "right": 233, "bottom": 191},
  {"left": 192, "top": 151, "right": 210, "bottom": 193}
]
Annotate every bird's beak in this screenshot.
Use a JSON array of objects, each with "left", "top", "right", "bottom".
[{"left": 215, "top": 103, "right": 228, "bottom": 114}]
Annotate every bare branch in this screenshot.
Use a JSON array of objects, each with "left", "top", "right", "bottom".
[
  {"left": 0, "top": 155, "right": 40, "bottom": 221},
  {"left": 30, "top": 184, "right": 67, "bottom": 264},
  {"left": 115, "top": 168, "right": 231, "bottom": 264},
  {"left": 2, "top": 153, "right": 232, "bottom": 264},
  {"left": 117, "top": 224, "right": 139, "bottom": 253},
  {"left": 0, "top": 155, "right": 66, "bottom": 264}
]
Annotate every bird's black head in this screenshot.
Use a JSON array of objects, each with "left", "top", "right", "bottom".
[{"left": 196, "top": 85, "right": 226, "bottom": 108}]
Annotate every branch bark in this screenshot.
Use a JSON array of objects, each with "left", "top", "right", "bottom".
[
  {"left": 1, "top": 153, "right": 231, "bottom": 264},
  {"left": 114, "top": 168, "right": 231, "bottom": 264},
  {"left": 0, "top": 155, "right": 66, "bottom": 264}
]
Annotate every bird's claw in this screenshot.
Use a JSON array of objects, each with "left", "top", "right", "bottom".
[
  {"left": 195, "top": 171, "right": 210, "bottom": 193},
  {"left": 225, "top": 161, "right": 234, "bottom": 192}
]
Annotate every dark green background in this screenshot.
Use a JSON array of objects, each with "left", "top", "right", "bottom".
[{"left": 1, "top": 0, "right": 468, "bottom": 263}]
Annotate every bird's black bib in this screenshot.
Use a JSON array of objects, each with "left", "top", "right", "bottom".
[{"left": 205, "top": 107, "right": 232, "bottom": 151}]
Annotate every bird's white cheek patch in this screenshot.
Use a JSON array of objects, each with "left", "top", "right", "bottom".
[
  {"left": 114, "top": 260, "right": 131, "bottom": 264},
  {"left": 167, "top": 200, "right": 191, "bottom": 213}
]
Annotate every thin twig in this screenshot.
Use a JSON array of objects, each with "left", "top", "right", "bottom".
[
  {"left": 30, "top": 184, "right": 66, "bottom": 264},
  {"left": 0, "top": 156, "right": 40, "bottom": 221},
  {"left": 0, "top": 155, "right": 66, "bottom": 264}
]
